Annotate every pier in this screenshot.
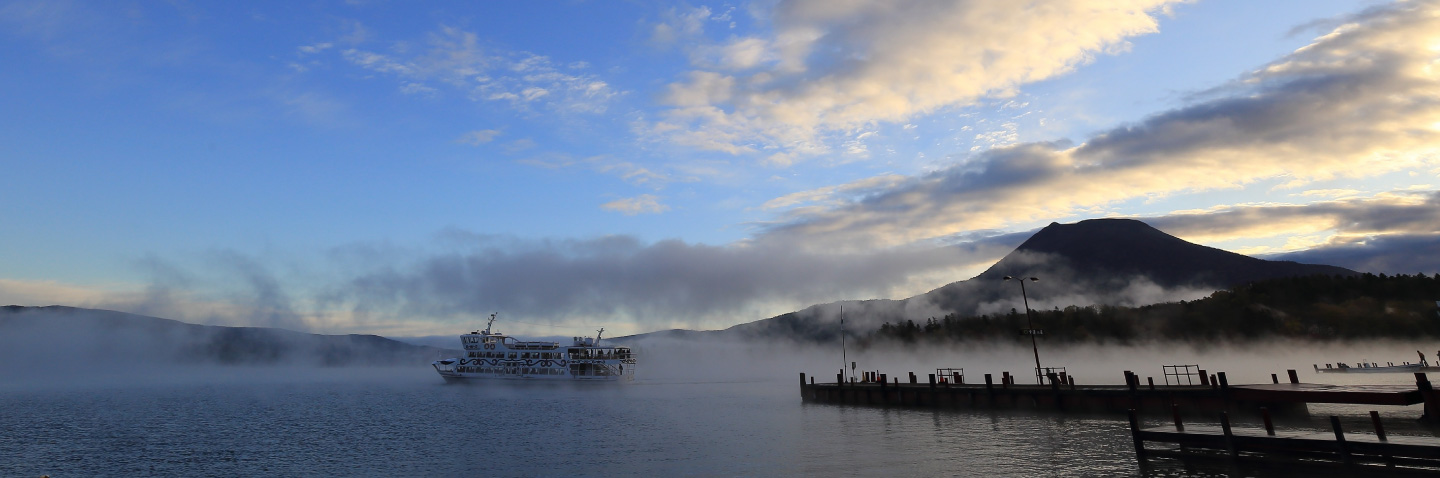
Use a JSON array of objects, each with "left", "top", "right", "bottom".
[
  {"left": 1129, "top": 409, "right": 1440, "bottom": 473},
  {"left": 798, "top": 370, "right": 1440, "bottom": 421}
]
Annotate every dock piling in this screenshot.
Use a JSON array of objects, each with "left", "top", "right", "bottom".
[
  {"left": 909, "top": 372, "right": 917, "bottom": 384},
  {"left": 1128, "top": 409, "right": 1146, "bottom": 459},
  {"left": 1287, "top": 369, "right": 1300, "bottom": 384},
  {"left": 1171, "top": 404, "right": 1184, "bottom": 432},
  {"left": 1272, "top": 373, "right": 1279, "bottom": 384},
  {"left": 1147, "top": 377, "right": 1155, "bottom": 390},
  {"left": 1198, "top": 370, "right": 1208, "bottom": 386},
  {"left": 1261, "top": 407, "right": 1274, "bottom": 436},
  {"left": 1370, "top": 410, "right": 1386, "bottom": 442},
  {"left": 928, "top": 373, "right": 936, "bottom": 391},
  {"left": 1331, "top": 416, "right": 1353, "bottom": 465},
  {"left": 1220, "top": 412, "right": 1238, "bottom": 459}
]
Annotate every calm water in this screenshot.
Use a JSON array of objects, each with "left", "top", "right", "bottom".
[{"left": 3, "top": 362, "right": 1436, "bottom": 477}]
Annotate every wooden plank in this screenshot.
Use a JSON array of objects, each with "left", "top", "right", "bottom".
[{"left": 1230, "top": 383, "right": 1424, "bottom": 405}]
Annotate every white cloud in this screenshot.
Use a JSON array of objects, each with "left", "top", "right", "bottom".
[
  {"left": 650, "top": 0, "right": 1178, "bottom": 164},
  {"left": 335, "top": 26, "right": 620, "bottom": 114},
  {"left": 601, "top": 194, "right": 670, "bottom": 215},
  {"left": 456, "top": 129, "right": 501, "bottom": 145}
]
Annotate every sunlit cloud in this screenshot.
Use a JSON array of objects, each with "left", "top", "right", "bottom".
[
  {"left": 755, "top": 1, "right": 1440, "bottom": 251},
  {"left": 647, "top": 0, "right": 1179, "bottom": 164}
]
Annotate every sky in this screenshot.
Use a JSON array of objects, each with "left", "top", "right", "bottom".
[{"left": 2, "top": 0, "right": 1439, "bottom": 337}]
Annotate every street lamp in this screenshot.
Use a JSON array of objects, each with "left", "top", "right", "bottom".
[{"left": 1004, "top": 276, "right": 1043, "bottom": 383}]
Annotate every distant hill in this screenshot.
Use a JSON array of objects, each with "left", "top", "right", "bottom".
[
  {"left": 0, "top": 305, "right": 458, "bottom": 366},
  {"left": 636, "top": 218, "right": 1357, "bottom": 343}
]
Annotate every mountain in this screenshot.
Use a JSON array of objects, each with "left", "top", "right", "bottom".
[
  {"left": 0, "top": 305, "right": 458, "bottom": 367},
  {"left": 653, "top": 218, "right": 1356, "bottom": 343}
]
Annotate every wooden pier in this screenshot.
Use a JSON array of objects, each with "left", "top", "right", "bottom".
[
  {"left": 798, "top": 370, "right": 1440, "bottom": 421},
  {"left": 1129, "top": 409, "right": 1440, "bottom": 474}
]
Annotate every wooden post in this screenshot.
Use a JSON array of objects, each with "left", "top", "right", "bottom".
[
  {"left": 1370, "top": 410, "right": 1386, "bottom": 442},
  {"left": 1048, "top": 372, "right": 1063, "bottom": 411},
  {"left": 1172, "top": 404, "right": 1184, "bottom": 432},
  {"left": 1287, "top": 369, "right": 1299, "bottom": 384},
  {"left": 810, "top": 377, "right": 814, "bottom": 385},
  {"left": 1217, "top": 372, "right": 1229, "bottom": 392},
  {"left": 928, "top": 373, "right": 936, "bottom": 390},
  {"left": 909, "top": 371, "right": 917, "bottom": 384},
  {"left": 1220, "top": 412, "right": 1238, "bottom": 459},
  {"left": 1416, "top": 373, "right": 1439, "bottom": 422},
  {"left": 953, "top": 371, "right": 962, "bottom": 384},
  {"left": 1198, "top": 369, "right": 1208, "bottom": 386},
  {"left": 1261, "top": 407, "right": 1274, "bottom": 436},
  {"left": 1002, "top": 371, "right": 1010, "bottom": 389},
  {"left": 1125, "top": 371, "right": 1138, "bottom": 392},
  {"left": 1331, "top": 415, "right": 1352, "bottom": 465},
  {"left": 1271, "top": 373, "right": 1279, "bottom": 384},
  {"left": 1210, "top": 374, "right": 1217, "bottom": 389},
  {"left": 837, "top": 372, "right": 844, "bottom": 386},
  {"left": 1147, "top": 377, "right": 1155, "bottom": 390},
  {"left": 1128, "top": 409, "right": 1146, "bottom": 459}
]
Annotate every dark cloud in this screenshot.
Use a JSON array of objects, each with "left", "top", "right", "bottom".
[
  {"left": 1268, "top": 234, "right": 1440, "bottom": 276},
  {"left": 1145, "top": 190, "right": 1440, "bottom": 240}
]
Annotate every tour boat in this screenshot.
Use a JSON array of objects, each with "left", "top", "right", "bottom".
[{"left": 431, "top": 314, "right": 635, "bottom": 382}]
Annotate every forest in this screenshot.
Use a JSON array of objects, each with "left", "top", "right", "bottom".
[{"left": 862, "top": 273, "right": 1440, "bottom": 346}]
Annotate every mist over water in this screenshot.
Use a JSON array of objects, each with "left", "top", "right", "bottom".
[{"left": 5, "top": 333, "right": 1439, "bottom": 476}]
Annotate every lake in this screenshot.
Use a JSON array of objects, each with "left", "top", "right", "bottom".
[{"left": 4, "top": 341, "right": 1438, "bottom": 477}]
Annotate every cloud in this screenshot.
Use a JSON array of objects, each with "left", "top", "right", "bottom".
[
  {"left": 648, "top": 0, "right": 1178, "bottom": 162},
  {"left": 1270, "top": 234, "right": 1440, "bottom": 276},
  {"left": 457, "top": 129, "right": 501, "bottom": 145},
  {"left": 332, "top": 233, "right": 999, "bottom": 331},
  {"left": 1145, "top": 190, "right": 1440, "bottom": 246},
  {"left": 601, "top": 194, "right": 670, "bottom": 215},
  {"left": 333, "top": 25, "right": 620, "bottom": 113},
  {"left": 754, "top": 1, "right": 1440, "bottom": 251}
]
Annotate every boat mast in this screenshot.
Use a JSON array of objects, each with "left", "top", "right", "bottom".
[
  {"left": 485, "top": 312, "right": 497, "bottom": 335},
  {"left": 595, "top": 327, "right": 604, "bottom": 345},
  {"left": 840, "top": 305, "right": 848, "bottom": 383}
]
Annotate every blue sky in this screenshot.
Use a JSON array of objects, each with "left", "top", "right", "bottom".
[{"left": 3, "top": 0, "right": 1438, "bottom": 337}]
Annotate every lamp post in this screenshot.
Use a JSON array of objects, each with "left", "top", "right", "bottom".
[{"left": 1005, "top": 276, "right": 1043, "bottom": 383}]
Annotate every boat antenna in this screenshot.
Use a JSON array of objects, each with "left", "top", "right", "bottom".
[
  {"left": 595, "top": 327, "right": 604, "bottom": 345},
  {"left": 840, "top": 305, "right": 848, "bottom": 383},
  {"left": 485, "top": 312, "right": 497, "bottom": 335}
]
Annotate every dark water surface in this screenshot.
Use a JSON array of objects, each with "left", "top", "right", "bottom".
[{"left": 1, "top": 366, "right": 1431, "bottom": 477}]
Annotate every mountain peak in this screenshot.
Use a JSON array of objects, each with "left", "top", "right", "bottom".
[{"left": 979, "top": 218, "right": 1352, "bottom": 288}]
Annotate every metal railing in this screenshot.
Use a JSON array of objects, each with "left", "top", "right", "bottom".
[{"left": 1163, "top": 364, "right": 1201, "bottom": 385}]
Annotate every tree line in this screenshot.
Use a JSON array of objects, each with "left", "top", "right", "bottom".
[{"left": 862, "top": 273, "right": 1440, "bottom": 346}]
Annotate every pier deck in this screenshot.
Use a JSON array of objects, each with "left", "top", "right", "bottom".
[{"left": 798, "top": 370, "right": 1440, "bottom": 420}]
